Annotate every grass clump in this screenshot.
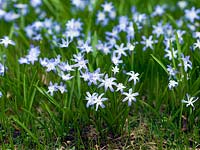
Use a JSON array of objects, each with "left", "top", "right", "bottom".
[{"left": 0, "top": 0, "right": 199, "bottom": 149}]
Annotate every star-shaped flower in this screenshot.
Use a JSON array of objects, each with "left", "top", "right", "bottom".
[
  {"left": 126, "top": 71, "right": 140, "bottom": 85},
  {"left": 193, "top": 39, "right": 200, "bottom": 50},
  {"left": 182, "top": 94, "right": 199, "bottom": 109},
  {"left": 122, "top": 88, "right": 139, "bottom": 106},
  {"left": 98, "top": 74, "right": 117, "bottom": 92},
  {"left": 185, "top": 7, "right": 200, "bottom": 23},
  {"left": 0, "top": 36, "right": 15, "bottom": 48}
]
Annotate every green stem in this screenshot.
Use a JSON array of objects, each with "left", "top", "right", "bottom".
[{"left": 179, "top": 103, "right": 183, "bottom": 130}]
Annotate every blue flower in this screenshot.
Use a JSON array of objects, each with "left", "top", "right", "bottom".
[
  {"left": 122, "top": 89, "right": 139, "bottom": 106},
  {"left": 164, "top": 48, "right": 178, "bottom": 61},
  {"left": 101, "top": 2, "right": 114, "bottom": 13},
  {"left": 152, "top": 21, "right": 165, "bottom": 38},
  {"left": 141, "top": 35, "right": 157, "bottom": 51},
  {"left": 126, "top": 71, "right": 140, "bottom": 85},
  {"left": 85, "top": 92, "right": 108, "bottom": 111},
  {"left": 26, "top": 46, "right": 40, "bottom": 64},
  {"left": 4, "top": 12, "right": 20, "bottom": 22},
  {"left": 0, "top": 63, "right": 6, "bottom": 76},
  {"left": 193, "top": 39, "right": 200, "bottom": 50},
  {"left": 182, "top": 94, "right": 199, "bottom": 109},
  {"left": 184, "top": 7, "right": 200, "bottom": 23},
  {"left": 98, "top": 74, "right": 117, "bottom": 92},
  {"left": 0, "top": 91, "right": 2, "bottom": 98},
  {"left": 72, "top": 53, "right": 88, "bottom": 70},
  {"left": 47, "top": 82, "right": 58, "bottom": 96},
  {"left": 0, "top": 36, "right": 15, "bottom": 48},
  {"left": 57, "top": 82, "right": 67, "bottom": 94},
  {"left": 30, "top": 0, "right": 42, "bottom": 7},
  {"left": 179, "top": 54, "right": 192, "bottom": 72},
  {"left": 151, "top": 5, "right": 166, "bottom": 17},
  {"left": 65, "top": 18, "right": 83, "bottom": 39},
  {"left": 114, "top": 43, "right": 128, "bottom": 57},
  {"left": 71, "top": 0, "right": 87, "bottom": 10},
  {"left": 168, "top": 80, "right": 178, "bottom": 90},
  {"left": 59, "top": 37, "right": 72, "bottom": 48}
]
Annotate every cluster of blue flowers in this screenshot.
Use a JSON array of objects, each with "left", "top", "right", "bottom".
[{"left": 0, "top": 0, "right": 199, "bottom": 110}]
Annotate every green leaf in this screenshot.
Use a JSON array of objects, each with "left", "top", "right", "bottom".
[
  {"left": 175, "top": 32, "right": 182, "bottom": 57},
  {"left": 151, "top": 54, "right": 168, "bottom": 74},
  {"left": 43, "top": 0, "right": 56, "bottom": 17},
  {"left": 166, "top": 13, "right": 178, "bottom": 28},
  {"left": 28, "top": 81, "right": 39, "bottom": 111},
  {"left": 21, "top": 108, "right": 47, "bottom": 132},
  {"left": 12, "top": 116, "right": 39, "bottom": 143},
  {"left": 34, "top": 85, "right": 60, "bottom": 109},
  {"left": 138, "top": 100, "right": 160, "bottom": 118}
]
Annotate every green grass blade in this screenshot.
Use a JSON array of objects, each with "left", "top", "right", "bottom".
[
  {"left": 28, "top": 81, "right": 39, "bottom": 111},
  {"left": 43, "top": 0, "right": 56, "bottom": 17},
  {"left": 150, "top": 54, "right": 168, "bottom": 74},
  {"left": 11, "top": 116, "right": 39, "bottom": 143},
  {"left": 21, "top": 108, "right": 48, "bottom": 132},
  {"left": 34, "top": 85, "right": 60, "bottom": 109},
  {"left": 138, "top": 100, "right": 160, "bottom": 119},
  {"left": 23, "top": 74, "right": 27, "bottom": 108}
]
